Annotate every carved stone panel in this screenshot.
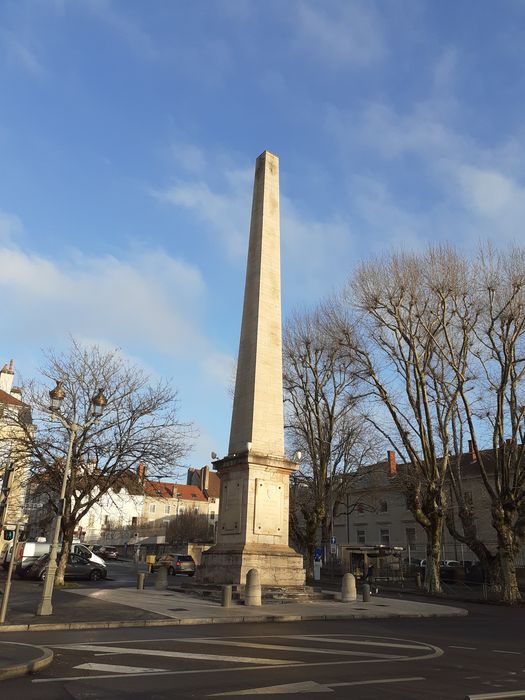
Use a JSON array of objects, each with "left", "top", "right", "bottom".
[
  {"left": 221, "top": 480, "right": 243, "bottom": 534},
  {"left": 253, "top": 479, "right": 283, "bottom": 536}
]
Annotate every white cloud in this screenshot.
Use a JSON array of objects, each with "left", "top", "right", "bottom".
[
  {"left": 292, "top": 0, "right": 385, "bottom": 68},
  {"left": 0, "top": 210, "right": 24, "bottom": 245},
  {"left": 1, "top": 30, "right": 45, "bottom": 77},
  {"left": 456, "top": 166, "right": 523, "bottom": 217},
  {"left": 152, "top": 150, "right": 355, "bottom": 302},
  {"left": 0, "top": 241, "right": 232, "bottom": 389},
  {"left": 152, "top": 167, "right": 252, "bottom": 259}
]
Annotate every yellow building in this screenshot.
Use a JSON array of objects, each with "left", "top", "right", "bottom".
[{"left": 0, "top": 360, "right": 32, "bottom": 555}]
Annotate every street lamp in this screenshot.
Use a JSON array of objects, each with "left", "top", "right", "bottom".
[{"left": 37, "top": 381, "right": 107, "bottom": 616}]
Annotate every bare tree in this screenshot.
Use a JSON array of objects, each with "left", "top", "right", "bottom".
[
  {"left": 337, "top": 247, "right": 470, "bottom": 593},
  {"left": 9, "top": 340, "right": 192, "bottom": 585},
  {"left": 440, "top": 246, "right": 525, "bottom": 603},
  {"left": 166, "top": 511, "right": 214, "bottom": 545},
  {"left": 283, "top": 306, "right": 377, "bottom": 574}
]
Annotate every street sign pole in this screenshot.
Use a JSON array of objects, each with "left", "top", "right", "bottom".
[{"left": 0, "top": 522, "right": 20, "bottom": 624}]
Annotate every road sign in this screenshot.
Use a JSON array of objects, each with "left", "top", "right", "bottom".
[
  {"left": 330, "top": 544, "right": 337, "bottom": 554},
  {"left": 314, "top": 547, "right": 323, "bottom": 561},
  {"left": 3, "top": 528, "right": 14, "bottom": 541},
  {"left": 330, "top": 536, "right": 336, "bottom": 545}
]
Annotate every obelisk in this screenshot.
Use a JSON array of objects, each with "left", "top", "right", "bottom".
[{"left": 197, "top": 151, "right": 305, "bottom": 586}]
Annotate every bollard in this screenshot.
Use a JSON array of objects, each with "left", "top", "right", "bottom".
[
  {"left": 137, "top": 573, "right": 146, "bottom": 590},
  {"left": 245, "top": 568, "right": 262, "bottom": 607},
  {"left": 362, "top": 583, "right": 371, "bottom": 602},
  {"left": 415, "top": 572, "right": 422, "bottom": 589},
  {"left": 221, "top": 584, "right": 233, "bottom": 608},
  {"left": 341, "top": 573, "right": 356, "bottom": 602},
  {"left": 155, "top": 565, "right": 168, "bottom": 590}
]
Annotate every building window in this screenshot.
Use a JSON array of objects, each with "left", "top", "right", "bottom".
[
  {"left": 379, "top": 500, "right": 388, "bottom": 513},
  {"left": 104, "top": 515, "right": 109, "bottom": 525},
  {"left": 356, "top": 530, "right": 366, "bottom": 545},
  {"left": 131, "top": 517, "right": 137, "bottom": 528},
  {"left": 164, "top": 504, "right": 170, "bottom": 515},
  {"left": 88, "top": 513, "right": 95, "bottom": 528},
  {"left": 149, "top": 504, "right": 156, "bottom": 514},
  {"left": 210, "top": 512, "right": 215, "bottom": 520},
  {"left": 405, "top": 527, "right": 416, "bottom": 546},
  {"left": 380, "top": 529, "right": 390, "bottom": 546}
]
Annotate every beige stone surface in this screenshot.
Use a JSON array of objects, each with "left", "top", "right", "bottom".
[
  {"left": 199, "top": 151, "right": 305, "bottom": 587},
  {"left": 229, "top": 151, "right": 284, "bottom": 457}
]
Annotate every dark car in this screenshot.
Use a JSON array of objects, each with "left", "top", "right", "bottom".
[
  {"left": 91, "top": 545, "right": 119, "bottom": 560},
  {"left": 153, "top": 553, "right": 195, "bottom": 576},
  {"left": 27, "top": 553, "right": 107, "bottom": 581}
]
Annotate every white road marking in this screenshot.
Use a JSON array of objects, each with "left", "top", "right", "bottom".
[
  {"left": 450, "top": 645, "right": 477, "bottom": 650},
  {"left": 465, "top": 691, "right": 525, "bottom": 699},
  {"left": 75, "top": 663, "right": 167, "bottom": 674},
  {"left": 288, "top": 635, "right": 431, "bottom": 651},
  {"left": 53, "top": 643, "right": 300, "bottom": 666},
  {"left": 210, "top": 676, "right": 425, "bottom": 695},
  {"left": 492, "top": 650, "right": 522, "bottom": 655},
  {"left": 180, "top": 638, "right": 403, "bottom": 659}
]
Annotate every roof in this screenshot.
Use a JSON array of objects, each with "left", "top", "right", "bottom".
[
  {"left": 0, "top": 389, "right": 23, "bottom": 406},
  {"left": 144, "top": 481, "right": 175, "bottom": 498},
  {"left": 174, "top": 484, "right": 207, "bottom": 502},
  {"left": 144, "top": 481, "right": 208, "bottom": 502}
]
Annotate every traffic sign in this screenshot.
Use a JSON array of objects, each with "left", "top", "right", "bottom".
[
  {"left": 314, "top": 547, "right": 323, "bottom": 561},
  {"left": 330, "top": 536, "right": 336, "bottom": 545}
]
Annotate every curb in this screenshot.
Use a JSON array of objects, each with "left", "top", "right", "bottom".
[
  {"left": 0, "top": 642, "right": 54, "bottom": 681},
  {"left": 0, "top": 606, "right": 468, "bottom": 633}
]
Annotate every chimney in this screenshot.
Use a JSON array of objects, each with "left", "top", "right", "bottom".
[
  {"left": 468, "top": 440, "right": 476, "bottom": 462},
  {"left": 387, "top": 450, "right": 397, "bottom": 477},
  {"left": 137, "top": 463, "right": 145, "bottom": 482},
  {"left": 201, "top": 465, "right": 210, "bottom": 492},
  {"left": 0, "top": 360, "right": 14, "bottom": 394}
]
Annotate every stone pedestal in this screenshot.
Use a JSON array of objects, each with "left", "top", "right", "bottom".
[{"left": 197, "top": 450, "right": 305, "bottom": 586}]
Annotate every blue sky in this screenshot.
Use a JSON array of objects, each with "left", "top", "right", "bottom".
[{"left": 1, "top": 0, "right": 525, "bottom": 472}]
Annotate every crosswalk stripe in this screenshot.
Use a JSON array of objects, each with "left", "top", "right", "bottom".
[
  {"left": 75, "top": 663, "right": 167, "bottom": 674},
  {"left": 185, "top": 638, "right": 403, "bottom": 659},
  {"left": 55, "top": 643, "right": 302, "bottom": 666},
  {"left": 285, "top": 636, "right": 432, "bottom": 650}
]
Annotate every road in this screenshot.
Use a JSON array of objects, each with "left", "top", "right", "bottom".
[{"left": 1, "top": 602, "right": 525, "bottom": 699}]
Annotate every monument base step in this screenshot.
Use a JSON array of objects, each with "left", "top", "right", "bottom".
[{"left": 168, "top": 582, "right": 332, "bottom": 604}]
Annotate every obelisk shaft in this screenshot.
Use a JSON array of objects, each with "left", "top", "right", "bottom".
[{"left": 228, "top": 151, "right": 284, "bottom": 457}]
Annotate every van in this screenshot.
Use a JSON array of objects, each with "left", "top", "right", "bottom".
[
  {"left": 71, "top": 543, "right": 105, "bottom": 567},
  {"left": 3, "top": 541, "right": 52, "bottom": 575}
]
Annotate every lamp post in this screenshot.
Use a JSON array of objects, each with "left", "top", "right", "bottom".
[{"left": 37, "top": 381, "right": 107, "bottom": 616}]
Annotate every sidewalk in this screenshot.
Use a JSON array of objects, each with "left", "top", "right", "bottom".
[{"left": 0, "top": 579, "right": 467, "bottom": 679}]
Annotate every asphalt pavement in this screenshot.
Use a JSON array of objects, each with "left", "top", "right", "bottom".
[
  {"left": 0, "top": 604, "right": 524, "bottom": 698},
  {"left": 0, "top": 559, "right": 468, "bottom": 683}
]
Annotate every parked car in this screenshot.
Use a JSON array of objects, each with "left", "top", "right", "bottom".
[
  {"left": 153, "top": 553, "right": 196, "bottom": 576},
  {"left": 91, "top": 545, "right": 119, "bottom": 560},
  {"left": 26, "top": 553, "right": 107, "bottom": 581},
  {"left": 440, "top": 560, "right": 462, "bottom": 568}
]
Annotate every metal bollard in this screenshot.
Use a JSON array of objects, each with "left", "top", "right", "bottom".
[
  {"left": 137, "top": 573, "right": 146, "bottom": 590},
  {"left": 362, "top": 583, "right": 371, "bottom": 602},
  {"left": 245, "top": 568, "right": 262, "bottom": 606},
  {"left": 341, "top": 573, "right": 356, "bottom": 602},
  {"left": 221, "top": 584, "right": 233, "bottom": 608},
  {"left": 415, "top": 572, "right": 422, "bottom": 588}
]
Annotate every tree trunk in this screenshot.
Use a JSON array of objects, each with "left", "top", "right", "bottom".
[
  {"left": 424, "top": 520, "right": 442, "bottom": 594},
  {"left": 497, "top": 538, "right": 521, "bottom": 605},
  {"left": 55, "top": 521, "right": 74, "bottom": 587}
]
